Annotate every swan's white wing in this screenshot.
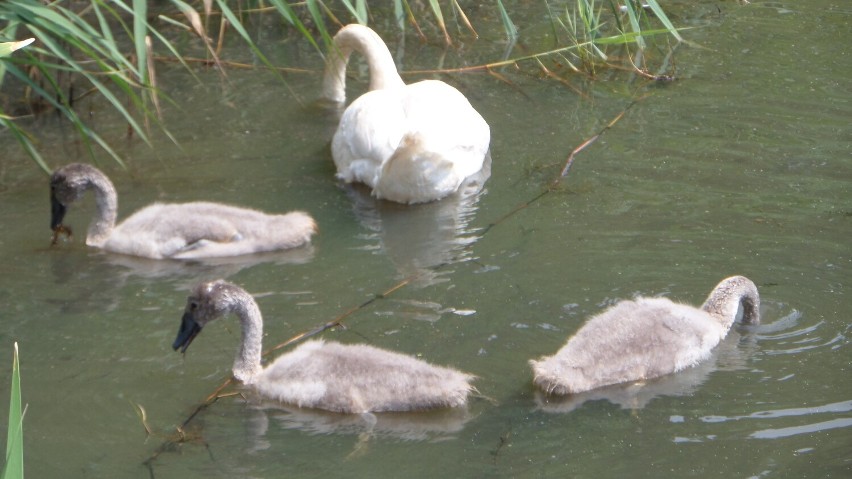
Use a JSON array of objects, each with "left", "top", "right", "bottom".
[
  {"left": 330, "top": 80, "right": 490, "bottom": 203},
  {"left": 373, "top": 135, "right": 459, "bottom": 203},
  {"left": 400, "top": 80, "right": 490, "bottom": 181},
  {"left": 331, "top": 90, "right": 407, "bottom": 186}
]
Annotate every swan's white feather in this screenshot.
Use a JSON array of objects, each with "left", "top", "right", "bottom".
[{"left": 324, "top": 26, "right": 490, "bottom": 204}]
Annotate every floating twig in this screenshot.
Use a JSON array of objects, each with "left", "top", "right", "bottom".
[
  {"left": 491, "top": 430, "right": 512, "bottom": 464},
  {"left": 133, "top": 402, "right": 154, "bottom": 437}
]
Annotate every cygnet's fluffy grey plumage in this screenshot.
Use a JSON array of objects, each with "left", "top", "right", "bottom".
[
  {"left": 530, "top": 276, "right": 760, "bottom": 395},
  {"left": 50, "top": 163, "right": 316, "bottom": 259},
  {"left": 172, "top": 280, "right": 475, "bottom": 413}
]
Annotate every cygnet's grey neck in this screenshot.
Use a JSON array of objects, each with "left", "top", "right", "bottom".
[
  {"left": 701, "top": 275, "right": 761, "bottom": 328},
  {"left": 322, "top": 24, "right": 405, "bottom": 103},
  {"left": 224, "top": 288, "right": 265, "bottom": 384},
  {"left": 84, "top": 169, "right": 119, "bottom": 247}
]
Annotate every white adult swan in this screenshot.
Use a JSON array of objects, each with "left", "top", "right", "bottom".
[
  {"left": 50, "top": 163, "right": 316, "bottom": 259},
  {"left": 530, "top": 276, "right": 761, "bottom": 395},
  {"left": 322, "top": 24, "right": 490, "bottom": 204},
  {"left": 172, "top": 280, "right": 475, "bottom": 413}
]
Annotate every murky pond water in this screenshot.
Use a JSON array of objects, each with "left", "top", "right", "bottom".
[{"left": 0, "top": 1, "right": 849, "bottom": 477}]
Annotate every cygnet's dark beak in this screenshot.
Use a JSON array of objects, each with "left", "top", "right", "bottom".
[
  {"left": 173, "top": 312, "right": 202, "bottom": 353},
  {"left": 50, "top": 192, "right": 66, "bottom": 230}
]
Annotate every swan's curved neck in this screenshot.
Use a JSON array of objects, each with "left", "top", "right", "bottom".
[
  {"left": 322, "top": 24, "right": 405, "bottom": 103},
  {"left": 701, "top": 276, "right": 761, "bottom": 329},
  {"left": 229, "top": 290, "right": 264, "bottom": 384},
  {"left": 84, "top": 169, "right": 118, "bottom": 247}
]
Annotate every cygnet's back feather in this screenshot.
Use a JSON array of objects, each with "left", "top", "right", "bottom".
[
  {"left": 530, "top": 276, "right": 760, "bottom": 395},
  {"left": 173, "top": 280, "right": 475, "bottom": 413},
  {"left": 257, "top": 340, "right": 473, "bottom": 413},
  {"left": 49, "top": 163, "right": 316, "bottom": 259},
  {"left": 108, "top": 202, "right": 314, "bottom": 259}
]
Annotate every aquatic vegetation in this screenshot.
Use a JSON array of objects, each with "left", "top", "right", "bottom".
[
  {"left": 0, "top": 0, "right": 189, "bottom": 172},
  {"left": 0, "top": 1, "right": 683, "bottom": 169},
  {"left": 2, "top": 343, "right": 23, "bottom": 479},
  {"left": 0, "top": 38, "right": 33, "bottom": 58}
]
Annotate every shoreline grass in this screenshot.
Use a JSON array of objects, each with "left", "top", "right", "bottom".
[{"left": 1, "top": 1, "right": 684, "bottom": 170}]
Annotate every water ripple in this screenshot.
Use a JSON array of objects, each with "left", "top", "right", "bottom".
[
  {"left": 761, "top": 333, "right": 845, "bottom": 356},
  {"left": 749, "top": 418, "right": 852, "bottom": 439},
  {"left": 752, "top": 308, "right": 802, "bottom": 334},
  {"left": 749, "top": 308, "right": 847, "bottom": 355},
  {"left": 756, "top": 317, "right": 817, "bottom": 341},
  {"left": 701, "top": 399, "right": 852, "bottom": 423}
]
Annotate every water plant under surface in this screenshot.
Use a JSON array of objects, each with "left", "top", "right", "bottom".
[{"left": 0, "top": 1, "right": 681, "bottom": 170}]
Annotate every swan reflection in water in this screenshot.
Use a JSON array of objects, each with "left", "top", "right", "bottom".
[
  {"left": 45, "top": 246, "right": 314, "bottom": 314},
  {"left": 104, "top": 245, "right": 315, "bottom": 289},
  {"left": 344, "top": 153, "right": 491, "bottom": 289},
  {"left": 246, "top": 401, "right": 472, "bottom": 442}
]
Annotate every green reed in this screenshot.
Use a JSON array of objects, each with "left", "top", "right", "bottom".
[
  {"left": 1, "top": 343, "right": 23, "bottom": 479},
  {"left": 0, "top": 1, "right": 683, "bottom": 171}
]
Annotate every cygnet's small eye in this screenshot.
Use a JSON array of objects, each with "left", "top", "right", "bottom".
[{"left": 189, "top": 301, "right": 199, "bottom": 311}]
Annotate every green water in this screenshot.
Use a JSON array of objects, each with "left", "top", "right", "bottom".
[{"left": 0, "top": 1, "right": 849, "bottom": 477}]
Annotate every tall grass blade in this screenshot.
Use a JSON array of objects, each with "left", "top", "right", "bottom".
[
  {"left": 399, "top": 0, "right": 426, "bottom": 40},
  {"left": 644, "top": 0, "right": 682, "bottom": 41},
  {"left": 171, "top": 0, "right": 226, "bottom": 75},
  {"left": 2, "top": 343, "right": 23, "bottom": 479},
  {"left": 213, "top": 0, "right": 300, "bottom": 102},
  {"left": 356, "top": 0, "right": 368, "bottom": 23},
  {"left": 496, "top": 0, "right": 518, "bottom": 42},
  {"left": 213, "top": 0, "right": 271, "bottom": 66},
  {"left": 4, "top": 61, "right": 126, "bottom": 167},
  {"left": 105, "top": 1, "right": 198, "bottom": 77},
  {"left": 305, "top": 0, "right": 333, "bottom": 48},
  {"left": 480, "top": 28, "right": 675, "bottom": 70},
  {"left": 268, "top": 0, "right": 322, "bottom": 55},
  {"left": 451, "top": 0, "right": 477, "bottom": 37},
  {"left": 621, "top": 0, "right": 645, "bottom": 49},
  {"left": 340, "top": 0, "right": 368, "bottom": 25},
  {"left": 392, "top": 0, "right": 405, "bottom": 31},
  {"left": 0, "top": 111, "right": 49, "bottom": 173},
  {"left": 0, "top": 21, "right": 21, "bottom": 84},
  {"left": 0, "top": 39, "right": 34, "bottom": 58},
  {"left": 427, "top": 0, "right": 451, "bottom": 44},
  {"left": 89, "top": 2, "right": 116, "bottom": 53},
  {"left": 132, "top": 0, "right": 147, "bottom": 84},
  {"left": 27, "top": 24, "right": 150, "bottom": 146}
]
